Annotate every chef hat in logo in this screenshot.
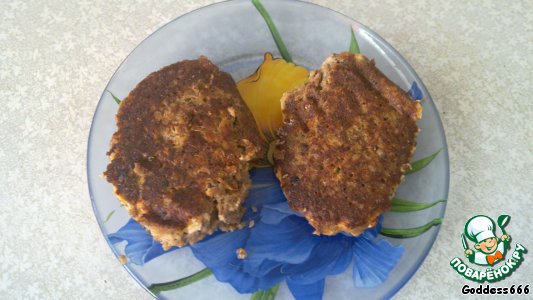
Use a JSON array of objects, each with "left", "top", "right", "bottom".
[{"left": 465, "top": 215, "right": 496, "bottom": 243}]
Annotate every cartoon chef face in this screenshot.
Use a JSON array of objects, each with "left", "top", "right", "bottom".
[{"left": 475, "top": 236, "right": 498, "bottom": 254}]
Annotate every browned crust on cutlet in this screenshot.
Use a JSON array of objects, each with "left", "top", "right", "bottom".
[
  {"left": 104, "top": 56, "right": 264, "bottom": 249},
  {"left": 274, "top": 52, "right": 422, "bottom": 236}
]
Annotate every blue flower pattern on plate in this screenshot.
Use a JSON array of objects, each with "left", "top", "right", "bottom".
[
  {"left": 108, "top": 168, "right": 404, "bottom": 299},
  {"left": 408, "top": 81, "right": 423, "bottom": 100}
]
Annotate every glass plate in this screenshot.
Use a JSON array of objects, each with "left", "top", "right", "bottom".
[{"left": 87, "top": 0, "right": 449, "bottom": 299}]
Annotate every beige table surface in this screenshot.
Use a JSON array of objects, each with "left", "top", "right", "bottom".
[{"left": 1, "top": 0, "right": 531, "bottom": 299}]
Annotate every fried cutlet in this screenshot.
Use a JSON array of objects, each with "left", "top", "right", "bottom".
[
  {"left": 104, "top": 57, "right": 264, "bottom": 249},
  {"left": 274, "top": 52, "right": 422, "bottom": 236}
]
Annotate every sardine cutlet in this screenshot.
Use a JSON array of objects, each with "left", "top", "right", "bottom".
[
  {"left": 274, "top": 52, "right": 422, "bottom": 236},
  {"left": 104, "top": 56, "right": 264, "bottom": 249}
]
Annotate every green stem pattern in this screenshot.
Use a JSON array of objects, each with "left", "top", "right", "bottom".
[
  {"left": 148, "top": 268, "right": 213, "bottom": 295},
  {"left": 349, "top": 27, "right": 360, "bottom": 54},
  {"left": 251, "top": 284, "right": 280, "bottom": 300},
  {"left": 406, "top": 148, "right": 443, "bottom": 175},
  {"left": 251, "top": 0, "right": 293, "bottom": 62},
  {"left": 107, "top": 90, "right": 122, "bottom": 104},
  {"left": 380, "top": 218, "right": 443, "bottom": 238},
  {"left": 391, "top": 198, "right": 447, "bottom": 212},
  {"left": 104, "top": 204, "right": 124, "bottom": 223},
  {"left": 104, "top": 210, "right": 116, "bottom": 223}
]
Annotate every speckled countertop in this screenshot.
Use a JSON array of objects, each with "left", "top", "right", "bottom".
[{"left": 0, "top": 0, "right": 531, "bottom": 299}]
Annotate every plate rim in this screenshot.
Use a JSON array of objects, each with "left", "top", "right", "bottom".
[{"left": 86, "top": 0, "right": 450, "bottom": 298}]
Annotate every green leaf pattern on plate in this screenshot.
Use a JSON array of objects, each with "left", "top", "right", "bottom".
[
  {"left": 349, "top": 28, "right": 360, "bottom": 54},
  {"left": 252, "top": 0, "right": 292, "bottom": 62},
  {"left": 380, "top": 218, "right": 443, "bottom": 238},
  {"left": 104, "top": 204, "right": 124, "bottom": 223},
  {"left": 104, "top": 210, "right": 116, "bottom": 223},
  {"left": 391, "top": 198, "right": 447, "bottom": 212},
  {"left": 148, "top": 268, "right": 213, "bottom": 295},
  {"left": 251, "top": 284, "right": 280, "bottom": 300},
  {"left": 107, "top": 90, "right": 121, "bottom": 104},
  {"left": 406, "top": 149, "right": 443, "bottom": 175}
]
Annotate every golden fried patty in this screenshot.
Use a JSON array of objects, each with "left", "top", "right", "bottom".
[
  {"left": 105, "top": 57, "right": 264, "bottom": 249},
  {"left": 274, "top": 52, "right": 422, "bottom": 236}
]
